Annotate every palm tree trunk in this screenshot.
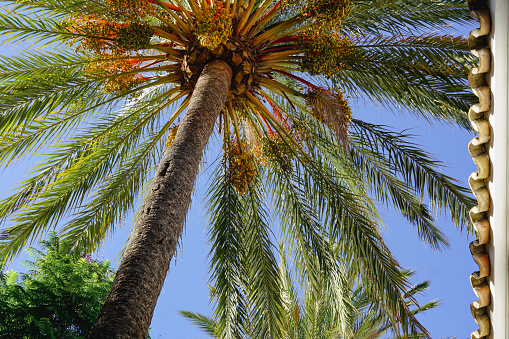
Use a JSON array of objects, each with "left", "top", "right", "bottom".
[{"left": 89, "top": 60, "right": 232, "bottom": 339}]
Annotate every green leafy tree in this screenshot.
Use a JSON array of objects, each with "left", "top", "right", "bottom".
[
  {"left": 182, "top": 245, "right": 440, "bottom": 338},
  {"left": 0, "top": 233, "right": 113, "bottom": 338},
  {"left": 0, "top": 0, "right": 475, "bottom": 337}
]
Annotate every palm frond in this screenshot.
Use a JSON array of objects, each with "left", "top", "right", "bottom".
[
  {"left": 180, "top": 311, "right": 217, "bottom": 336},
  {"left": 206, "top": 158, "right": 249, "bottom": 339},
  {"left": 242, "top": 177, "right": 282, "bottom": 339},
  {"left": 8, "top": 0, "right": 110, "bottom": 19},
  {"left": 269, "top": 168, "right": 355, "bottom": 335},
  {"left": 0, "top": 9, "right": 99, "bottom": 45},
  {"left": 293, "top": 154, "right": 426, "bottom": 336},
  {"left": 277, "top": 244, "right": 302, "bottom": 339},
  {"left": 350, "top": 268, "right": 440, "bottom": 339},
  {"left": 331, "top": 35, "right": 475, "bottom": 128},
  {"left": 0, "top": 85, "right": 178, "bottom": 263},
  {"left": 350, "top": 119, "right": 476, "bottom": 233},
  {"left": 0, "top": 50, "right": 88, "bottom": 82},
  {"left": 57, "top": 131, "right": 162, "bottom": 252},
  {"left": 347, "top": 0, "right": 473, "bottom": 35},
  {"left": 305, "top": 88, "right": 350, "bottom": 146}
]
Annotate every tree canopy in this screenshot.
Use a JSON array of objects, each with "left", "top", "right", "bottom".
[
  {"left": 0, "top": 0, "right": 476, "bottom": 337},
  {"left": 0, "top": 233, "right": 113, "bottom": 338}
]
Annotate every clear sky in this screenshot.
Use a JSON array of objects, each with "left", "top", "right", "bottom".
[{"left": 0, "top": 19, "right": 477, "bottom": 339}]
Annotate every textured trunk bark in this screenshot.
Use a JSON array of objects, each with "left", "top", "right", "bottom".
[{"left": 89, "top": 60, "right": 232, "bottom": 338}]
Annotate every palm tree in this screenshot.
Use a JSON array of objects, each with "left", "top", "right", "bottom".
[
  {"left": 182, "top": 245, "right": 441, "bottom": 338},
  {"left": 0, "top": 0, "right": 475, "bottom": 337}
]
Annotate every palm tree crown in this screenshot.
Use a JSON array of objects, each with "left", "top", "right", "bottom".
[{"left": 0, "top": 0, "right": 475, "bottom": 337}]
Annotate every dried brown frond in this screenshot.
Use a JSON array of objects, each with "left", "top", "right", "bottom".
[{"left": 306, "top": 87, "right": 351, "bottom": 148}]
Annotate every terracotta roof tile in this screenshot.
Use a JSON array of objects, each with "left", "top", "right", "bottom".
[{"left": 467, "top": 0, "right": 492, "bottom": 338}]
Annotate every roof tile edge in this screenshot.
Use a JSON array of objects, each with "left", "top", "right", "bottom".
[{"left": 467, "top": 0, "right": 492, "bottom": 338}]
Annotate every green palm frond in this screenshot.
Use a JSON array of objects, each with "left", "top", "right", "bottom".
[
  {"left": 179, "top": 311, "right": 217, "bottom": 336},
  {"left": 350, "top": 269, "right": 440, "bottom": 339},
  {"left": 294, "top": 157, "right": 424, "bottom": 336},
  {"left": 347, "top": 0, "right": 472, "bottom": 35},
  {"left": 304, "top": 121, "right": 448, "bottom": 249},
  {"left": 0, "top": 77, "right": 102, "bottom": 135},
  {"left": 277, "top": 244, "right": 303, "bottom": 339},
  {"left": 184, "top": 249, "right": 439, "bottom": 339},
  {"left": 350, "top": 120, "right": 476, "bottom": 231},
  {"left": 0, "top": 50, "right": 87, "bottom": 82},
  {"left": 0, "top": 9, "right": 96, "bottom": 45},
  {"left": 347, "top": 141, "right": 448, "bottom": 249},
  {"left": 242, "top": 179, "right": 282, "bottom": 338},
  {"left": 207, "top": 159, "right": 249, "bottom": 339},
  {"left": 6, "top": 0, "right": 109, "bottom": 20},
  {"left": 268, "top": 169, "right": 354, "bottom": 334},
  {"left": 57, "top": 131, "right": 163, "bottom": 251},
  {"left": 0, "top": 84, "right": 181, "bottom": 262},
  {"left": 268, "top": 167, "right": 330, "bottom": 276},
  {"left": 331, "top": 34, "right": 475, "bottom": 128}
]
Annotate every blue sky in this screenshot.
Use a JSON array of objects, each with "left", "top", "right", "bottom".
[{"left": 0, "top": 17, "right": 477, "bottom": 339}]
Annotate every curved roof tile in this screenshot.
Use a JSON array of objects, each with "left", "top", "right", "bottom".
[{"left": 467, "top": 0, "right": 492, "bottom": 338}]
